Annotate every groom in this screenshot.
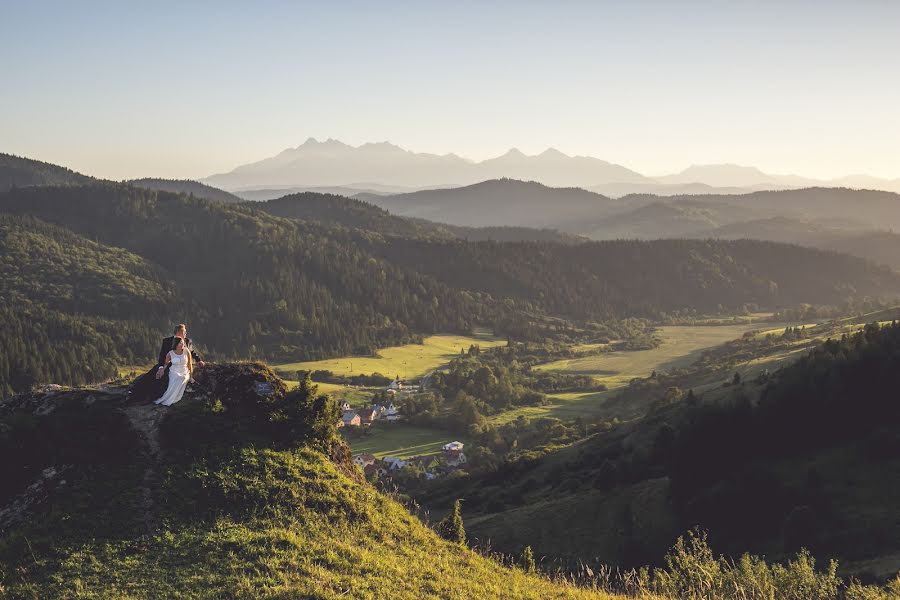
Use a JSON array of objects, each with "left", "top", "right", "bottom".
[
  {"left": 129, "top": 323, "right": 205, "bottom": 402},
  {"left": 154, "top": 323, "right": 205, "bottom": 380}
]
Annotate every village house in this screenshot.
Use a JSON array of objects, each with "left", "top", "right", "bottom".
[
  {"left": 388, "top": 377, "right": 402, "bottom": 392},
  {"left": 442, "top": 441, "right": 464, "bottom": 454},
  {"left": 341, "top": 411, "right": 361, "bottom": 427},
  {"left": 442, "top": 441, "right": 467, "bottom": 468},
  {"left": 352, "top": 453, "right": 376, "bottom": 469},
  {"left": 340, "top": 401, "right": 352, "bottom": 412},
  {"left": 382, "top": 456, "right": 409, "bottom": 470},
  {"left": 446, "top": 452, "right": 467, "bottom": 468},
  {"left": 358, "top": 407, "right": 379, "bottom": 425},
  {"left": 384, "top": 400, "right": 402, "bottom": 421}
]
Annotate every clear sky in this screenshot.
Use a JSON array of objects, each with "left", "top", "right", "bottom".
[{"left": 2, "top": 0, "right": 899, "bottom": 180}]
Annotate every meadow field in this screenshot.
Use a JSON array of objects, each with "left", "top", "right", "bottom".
[
  {"left": 493, "top": 323, "right": 775, "bottom": 424},
  {"left": 273, "top": 331, "right": 505, "bottom": 381},
  {"left": 346, "top": 424, "right": 465, "bottom": 458},
  {"left": 534, "top": 324, "right": 765, "bottom": 385}
]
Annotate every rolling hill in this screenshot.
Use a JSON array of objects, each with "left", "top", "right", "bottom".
[
  {"left": 361, "top": 179, "right": 633, "bottom": 229},
  {"left": 364, "top": 181, "right": 900, "bottom": 236},
  {"left": 696, "top": 217, "right": 900, "bottom": 270},
  {"left": 2, "top": 180, "right": 900, "bottom": 394},
  {"left": 127, "top": 178, "right": 244, "bottom": 203},
  {"left": 0, "top": 153, "right": 93, "bottom": 192},
  {"left": 254, "top": 191, "right": 585, "bottom": 244}
]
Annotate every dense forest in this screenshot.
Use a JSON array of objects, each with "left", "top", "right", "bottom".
[
  {"left": 666, "top": 321, "right": 900, "bottom": 561},
  {"left": 1, "top": 181, "right": 899, "bottom": 394},
  {"left": 0, "top": 183, "right": 480, "bottom": 366},
  {"left": 0, "top": 214, "right": 166, "bottom": 395},
  {"left": 366, "top": 236, "right": 900, "bottom": 320}
]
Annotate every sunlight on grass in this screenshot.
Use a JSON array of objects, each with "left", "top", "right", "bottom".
[
  {"left": 347, "top": 425, "right": 465, "bottom": 458},
  {"left": 274, "top": 331, "right": 505, "bottom": 381}
]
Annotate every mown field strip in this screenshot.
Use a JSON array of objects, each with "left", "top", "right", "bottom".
[{"left": 274, "top": 331, "right": 505, "bottom": 381}]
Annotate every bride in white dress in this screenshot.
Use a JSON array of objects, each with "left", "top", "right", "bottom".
[{"left": 154, "top": 337, "right": 194, "bottom": 407}]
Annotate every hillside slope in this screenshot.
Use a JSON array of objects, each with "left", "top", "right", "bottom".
[
  {"left": 0, "top": 213, "right": 168, "bottom": 395},
  {"left": 697, "top": 217, "right": 900, "bottom": 270},
  {"left": 2, "top": 183, "right": 900, "bottom": 394},
  {"left": 0, "top": 183, "right": 482, "bottom": 363},
  {"left": 365, "top": 179, "right": 632, "bottom": 229},
  {"left": 0, "top": 153, "right": 93, "bottom": 192},
  {"left": 127, "top": 178, "right": 244, "bottom": 203},
  {"left": 255, "top": 191, "right": 586, "bottom": 243},
  {"left": 0, "top": 364, "right": 619, "bottom": 599},
  {"left": 421, "top": 323, "right": 900, "bottom": 579}
]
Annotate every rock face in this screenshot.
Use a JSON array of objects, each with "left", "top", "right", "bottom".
[{"left": 191, "top": 361, "right": 288, "bottom": 407}]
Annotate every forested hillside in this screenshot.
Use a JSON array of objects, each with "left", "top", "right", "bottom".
[
  {"left": 1, "top": 182, "right": 899, "bottom": 394},
  {"left": 127, "top": 178, "right": 244, "bottom": 203},
  {"left": 365, "top": 178, "right": 631, "bottom": 228},
  {"left": 0, "top": 183, "right": 480, "bottom": 364},
  {"left": 0, "top": 153, "right": 93, "bottom": 192},
  {"left": 256, "top": 191, "right": 585, "bottom": 243},
  {"left": 365, "top": 236, "right": 900, "bottom": 320},
  {"left": 254, "top": 192, "right": 438, "bottom": 237},
  {"left": 0, "top": 214, "right": 166, "bottom": 395}
]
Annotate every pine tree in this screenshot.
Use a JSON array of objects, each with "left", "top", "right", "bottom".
[{"left": 439, "top": 499, "right": 466, "bottom": 545}]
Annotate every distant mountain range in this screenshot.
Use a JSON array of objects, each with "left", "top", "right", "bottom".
[
  {"left": 360, "top": 179, "right": 900, "bottom": 270},
  {"left": 6, "top": 149, "right": 900, "bottom": 270},
  {"left": 205, "top": 138, "right": 900, "bottom": 196}
]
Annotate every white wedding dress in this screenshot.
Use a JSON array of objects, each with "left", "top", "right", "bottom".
[{"left": 154, "top": 350, "right": 191, "bottom": 406}]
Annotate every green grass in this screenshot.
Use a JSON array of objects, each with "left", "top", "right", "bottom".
[
  {"left": 284, "top": 380, "right": 377, "bottom": 406},
  {"left": 346, "top": 425, "right": 465, "bottom": 459},
  {"left": 493, "top": 324, "right": 770, "bottom": 424},
  {"left": 3, "top": 445, "right": 624, "bottom": 600},
  {"left": 274, "top": 331, "right": 506, "bottom": 381},
  {"left": 536, "top": 325, "right": 766, "bottom": 383}
]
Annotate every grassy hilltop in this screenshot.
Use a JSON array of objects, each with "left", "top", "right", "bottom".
[{"left": 0, "top": 363, "right": 621, "bottom": 599}]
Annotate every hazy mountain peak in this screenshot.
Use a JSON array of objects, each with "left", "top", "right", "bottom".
[
  {"left": 539, "top": 147, "right": 568, "bottom": 159},
  {"left": 358, "top": 141, "right": 404, "bottom": 153},
  {"left": 502, "top": 148, "right": 527, "bottom": 158}
]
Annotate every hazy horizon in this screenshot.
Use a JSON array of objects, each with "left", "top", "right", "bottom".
[{"left": 3, "top": 1, "right": 900, "bottom": 181}]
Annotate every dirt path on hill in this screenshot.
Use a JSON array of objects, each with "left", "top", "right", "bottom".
[{"left": 122, "top": 402, "right": 165, "bottom": 535}]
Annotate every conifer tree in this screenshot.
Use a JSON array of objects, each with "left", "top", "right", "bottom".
[{"left": 439, "top": 499, "right": 466, "bottom": 545}]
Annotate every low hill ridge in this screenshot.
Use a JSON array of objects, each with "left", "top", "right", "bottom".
[
  {"left": 126, "top": 178, "right": 244, "bottom": 204},
  {"left": 0, "top": 153, "right": 93, "bottom": 192}
]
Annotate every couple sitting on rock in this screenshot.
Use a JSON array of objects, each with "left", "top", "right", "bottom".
[{"left": 130, "top": 323, "right": 205, "bottom": 407}]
